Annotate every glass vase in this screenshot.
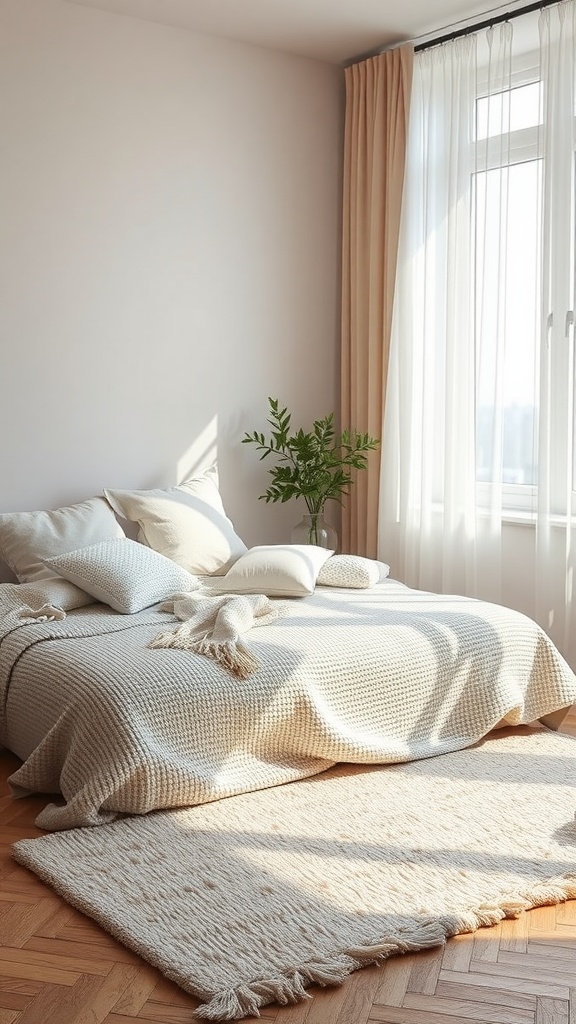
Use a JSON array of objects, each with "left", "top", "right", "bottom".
[{"left": 291, "top": 512, "right": 338, "bottom": 550}]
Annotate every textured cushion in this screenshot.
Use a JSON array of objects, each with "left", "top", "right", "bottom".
[
  {"left": 211, "top": 544, "right": 334, "bottom": 597},
  {"left": 317, "top": 554, "right": 391, "bottom": 589},
  {"left": 44, "top": 538, "right": 199, "bottom": 614},
  {"left": 0, "top": 497, "right": 126, "bottom": 586},
  {"left": 104, "top": 465, "right": 246, "bottom": 576}
]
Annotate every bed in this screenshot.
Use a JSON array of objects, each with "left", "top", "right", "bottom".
[
  {"left": 1, "top": 575, "right": 575, "bottom": 832},
  {"left": 1, "top": 470, "right": 575, "bottom": 833}
]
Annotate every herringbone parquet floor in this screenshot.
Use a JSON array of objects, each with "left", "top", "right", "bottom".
[{"left": 0, "top": 710, "right": 574, "bottom": 1024}]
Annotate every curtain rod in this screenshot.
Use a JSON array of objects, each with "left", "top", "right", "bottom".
[{"left": 414, "top": 0, "right": 562, "bottom": 51}]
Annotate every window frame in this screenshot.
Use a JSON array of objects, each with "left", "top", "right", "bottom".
[{"left": 472, "top": 62, "right": 576, "bottom": 516}]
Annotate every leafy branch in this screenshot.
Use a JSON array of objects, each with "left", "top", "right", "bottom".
[{"left": 242, "top": 397, "right": 380, "bottom": 516}]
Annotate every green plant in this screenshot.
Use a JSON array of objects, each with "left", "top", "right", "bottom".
[{"left": 242, "top": 397, "right": 380, "bottom": 522}]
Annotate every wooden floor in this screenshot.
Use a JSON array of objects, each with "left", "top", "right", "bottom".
[{"left": 0, "top": 711, "right": 574, "bottom": 1024}]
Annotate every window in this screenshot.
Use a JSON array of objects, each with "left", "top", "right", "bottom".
[{"left": 473, "top": 72, "right": 576, "bottom": 514}]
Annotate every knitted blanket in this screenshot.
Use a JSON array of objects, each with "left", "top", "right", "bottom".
[{"left": 1, "top": 581, "right": 575, "bottom": 832}]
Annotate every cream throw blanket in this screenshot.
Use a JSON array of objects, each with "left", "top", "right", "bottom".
[{"left": 149, "top": 592, "right": 280, "bottom": 678}]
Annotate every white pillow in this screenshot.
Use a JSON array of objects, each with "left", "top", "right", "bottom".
[
  {"left": 317, "top": 554, "right": 391, "bottom": 589},
  {"left": 0, "top": 497, "right": 126, "bottom": 586},
  {"left": 104, "top": 465, "right": 246, "bottom": 576},
  {"left": 211, "top": 544, "right": 333, "bottom": 597},
  {"left": 44, "top": 538, "right": 199, "bottom": 614}
]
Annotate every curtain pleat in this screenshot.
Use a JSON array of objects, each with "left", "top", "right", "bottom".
[{"left": 341, "top": 46, "right": 413, "bottom": 556}]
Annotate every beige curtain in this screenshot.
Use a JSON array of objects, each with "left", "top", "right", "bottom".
[{"left": 341, "top": 45, "right": 413, "bottom": 556}]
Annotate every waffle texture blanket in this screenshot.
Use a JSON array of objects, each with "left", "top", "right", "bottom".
[{"left": 1, "top": 580, "right": 576, "bottom": 831}]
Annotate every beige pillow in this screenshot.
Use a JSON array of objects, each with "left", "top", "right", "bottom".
[
  {"left": 104, "top": 465, "right": 246, "bottom": 576},
  {"left": 211, "top": 544, "right": 334, "bottom": 597},
  {"left": 0, "top": 497, "right": 126, "bottom": 586},
  {"left": 44, "top": 538, "right": 199, "bottom": 614}
]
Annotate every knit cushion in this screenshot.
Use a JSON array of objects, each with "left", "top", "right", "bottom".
[
  {"left": 44, "top": 538, "right": 199, "bottom": 614},
  {"left": 317, "top": 555, "right": 390, "bottom": 589}
]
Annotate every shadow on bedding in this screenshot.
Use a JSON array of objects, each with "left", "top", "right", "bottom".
[{"left": 286, "top": 589, "right": 576, "bottom": 762}]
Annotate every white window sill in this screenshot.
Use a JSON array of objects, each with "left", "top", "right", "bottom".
[{"left": 501, "top": 510, "right": 575, "bottom": 528}]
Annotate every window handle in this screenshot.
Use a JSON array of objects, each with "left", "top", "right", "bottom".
[
  {"left": 566, "top": 310, "right": 574, "bottom": 339},
  {"left": 546, "top": 311, "right": 553, "bottom": 346}
]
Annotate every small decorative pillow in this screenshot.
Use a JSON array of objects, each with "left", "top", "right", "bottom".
[
  {"left": 210, "top": 544, "right": 334, "bottom": 597},
  {"left": 44, "top": 538, "right": 199, "bottom": 614},
  {"left": 104, "top": 465, "right": 247, "bottom": 576},
  {"left": 317, "top": 554, "right": 391, "bottom": 589},
  {"left": 0, "top": 497, "right": 126, "bottom": 586}
]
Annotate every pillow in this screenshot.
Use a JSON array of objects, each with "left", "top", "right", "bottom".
[
  {"left": 44, "top": 538, "right": 199, "bottom": 614},
  {"left": 104, "top": 465, "right": 246, "bottom": 576},
  {"left": 210, "top": 544, "right": 333, "bottom": 597},
  {"left": 0, "top": 497, "right": 126, "bottom": 586},
  {"left": 317, "top": 554, "right": 391, "bottom": 589}
]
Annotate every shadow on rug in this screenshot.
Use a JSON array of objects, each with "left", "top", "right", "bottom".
[{"left": 12, "top": 727, "right": 576, "bottom": 1021}]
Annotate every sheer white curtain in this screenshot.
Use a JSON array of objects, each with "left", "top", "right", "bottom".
[{"left": 379, "top": 1, "right": 576, "bottom": 666}]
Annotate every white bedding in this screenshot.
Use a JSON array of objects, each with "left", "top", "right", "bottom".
[{"left": 1, "top": 579, "right": 575, "bottom": 831}]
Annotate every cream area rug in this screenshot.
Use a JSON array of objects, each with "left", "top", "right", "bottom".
[{"left": 12, "top": 728, "right": 576, "bottom": 1021}]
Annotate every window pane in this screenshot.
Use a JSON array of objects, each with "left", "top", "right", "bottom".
[
  {"left": 476, "top": 81, "right": 541, "bottom": 140},
  {"left": 475, "top": 159, "right": 541, "bottom": 487}
]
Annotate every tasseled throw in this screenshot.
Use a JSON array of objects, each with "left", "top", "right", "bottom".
[{"left": 149, "top": 592, "right": 280, "bottom": 678}]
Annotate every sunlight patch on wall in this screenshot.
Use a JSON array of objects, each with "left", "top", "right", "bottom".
[{"left": 176, "top": 417, "right": 218, "bottom": 483}]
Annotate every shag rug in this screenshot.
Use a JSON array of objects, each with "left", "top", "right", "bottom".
[{"left": 12, "top": 728, "right": 576, "bottom": 1022}]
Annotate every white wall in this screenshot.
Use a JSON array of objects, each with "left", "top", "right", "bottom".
[{"left": 0, "top": 0, "right": 342, "bottom": 573}]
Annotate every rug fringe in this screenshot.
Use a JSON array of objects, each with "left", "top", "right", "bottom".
[
  {"left": 439, "top": 873, "right": 576, "bottom": 939},
  {"left": 344, "top": 917, "right": 446, "bottom": 964},
  {"left": 195, "top": 955, "right": 354, "bottom": 1019},
  {"left": 194, "top": 873, "right": 576, "bottom": 1021}
]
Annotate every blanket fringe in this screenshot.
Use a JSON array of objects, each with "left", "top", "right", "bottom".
[
  {"left": 148, "top": 592, "right": 280, "bottom": 676},
  {"left": 149, "top": 635, "right": 260, "bottom": 679},
  {"left": 194, "top": 873, "right": 576, "bottom": 1021}
]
